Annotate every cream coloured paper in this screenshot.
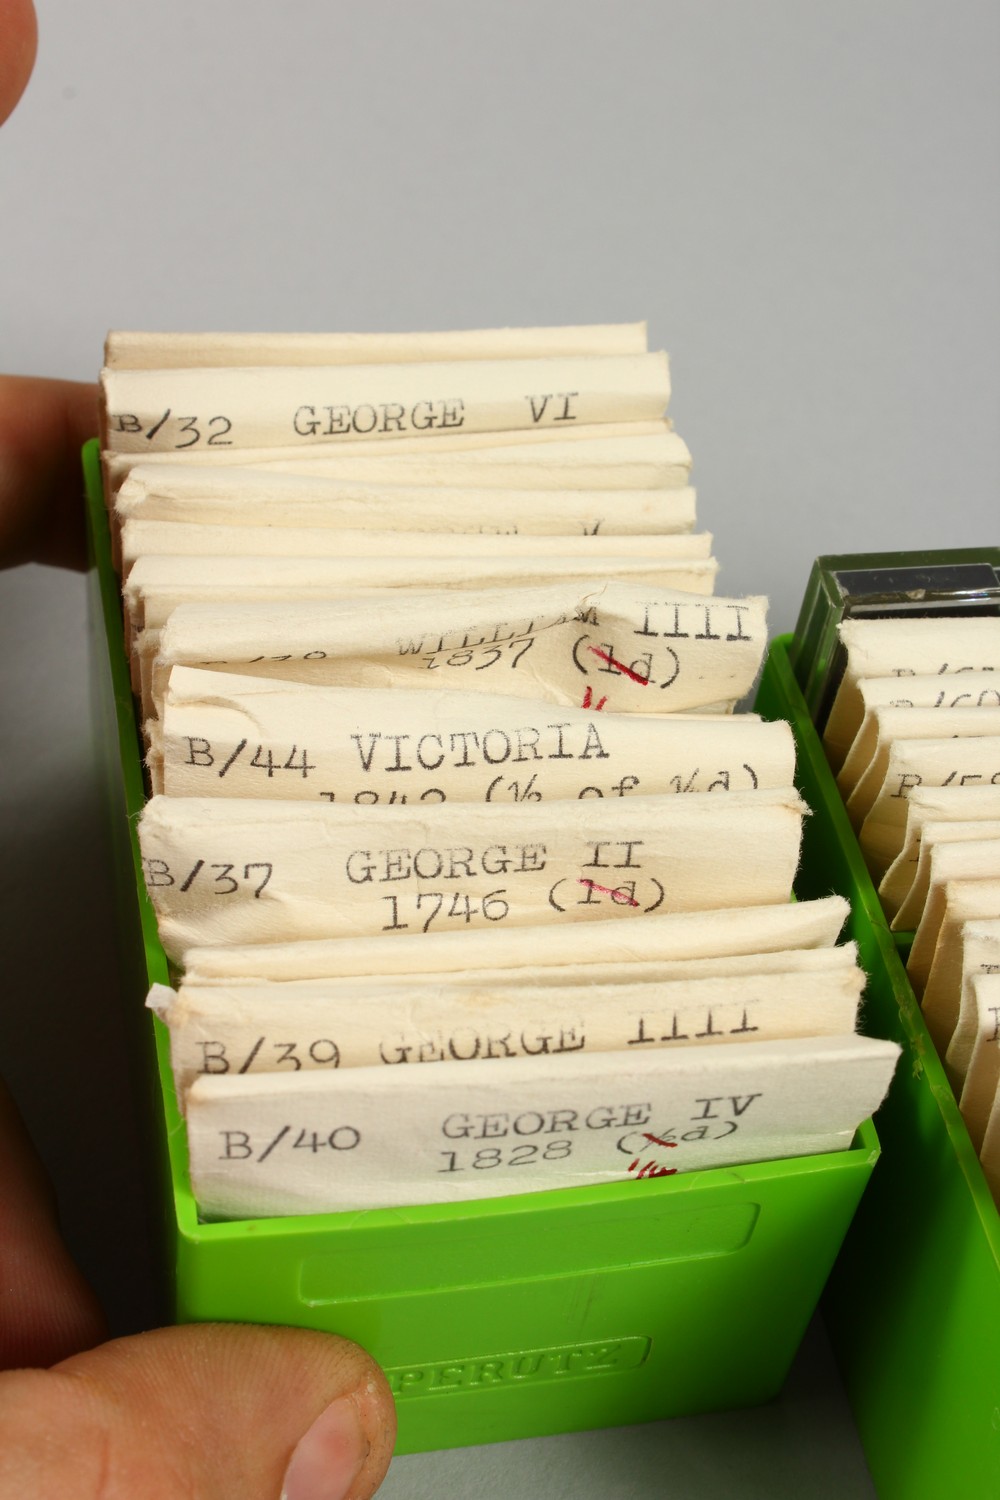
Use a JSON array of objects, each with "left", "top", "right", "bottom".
[
  {"left": 944, "top": 924, "right": 1000, "bottom": 1093},
  {"left": 151, "top": 963, "right": 865, "bottom": 1100},
  {"left": 184, "top": 1033, "right": 900, "bottom": 1218},
  {"left": 893, "top": 820, "right": 1000, "bottom": 933},
  {"left": 957, "top": 962, "right": 1000, "bottom": 1150},
  {"left": 256, "top": 429, "right": 693, "bottom": 482},
  {"left": 909, "top": 855, "right": 1000, "bottom": 1064},
  {"left": 109, "top": 429, "right": 694, "bottom": 494},
  {"left": 105, "top": 323, "right": 650, "bottom": 369},
  {"left": 138, "top": 788, "right": 805, "bottom": 961},
  {"left": 156, "top": 671, "right": 794, "bottom": 805},
  {"left": 844, "top": 706, "right": 1000, "bottom": 827},
  {"left": 102, "top": 353, "right": 672, "bottom": 453},
  {"left": 120, "top": 519, "right": 706, "bottom": 575},
  {"left": 823, "top": 619, "right": 1000, "bottom": 771},
  {"left": 911, "top": 881, "right": 1000, "bottom": 1052},
  {"left": 857, "top": 736, "right": 1000, "bottom": 878},
  {"left": 150, "top": 582, "right": 768, "bottom": 722},
  {"left": 109, "top": 423, "right": 677, "bottom": 470},
  {"left": 110, "top": 418, "right": 669, "bottom": 459},
  {"left": 168, "top": 711, "right": 781, "bottom": 801},
  {"left": 836, "top": 672, "right": 1000, "bottom": 796},
  {"left": 907, "top": 840, "right": 1000, "bottom": 1007},
  {"left": 182, "top": 896, "right": 850, "bottom": 985},
  {"left": 180, "top": 943, "right": 859, "bottom": 1000},
  {"left": 103, "top": 420, "right": 675, "bottom": 498},
  {"left": 879, "top": 785, "right": 1000, "bottom": 919},
  {"left": 124, "top": 552, "right": 719, "bottom": 636},
  {"left": 116, "top": 469, "right": 698, "bottom": 537}
]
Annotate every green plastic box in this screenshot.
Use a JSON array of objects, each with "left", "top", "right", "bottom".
[
  {"left": 756, "top": 636, "right": 1000, "bottom": 1500},
  {"left": 85, "top": 442, "right": 882, "bottom": 1455}
]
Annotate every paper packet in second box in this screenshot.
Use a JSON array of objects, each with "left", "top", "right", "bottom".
[
  {"left": 823, "top": 617, "right": 1000, "bottom": 770},
  {"left": 945, "top": 922, "right": 1000, "bottom": 1092},
  {"left": 836, "top": 672, "right": 1000, "bottom": 797},
  {"left": 958, "top": 962, "right": 1000, "bottom": 1150},
  {"left": 858, "top": 736, "right": 1000, "bottom": 878},
  {"left": 879, "top": 785, "right": 1000, "bottom": 920}
]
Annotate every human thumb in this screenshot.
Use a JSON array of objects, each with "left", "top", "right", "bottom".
[{"left": 0, "top": 1321, "right": 396, "bottom": 1499}]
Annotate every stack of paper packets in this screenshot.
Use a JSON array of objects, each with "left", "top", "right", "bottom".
[
  {"left": 98, "top": 322, "right": 899, "bottom": 1217},
  {"left": 824, "top": 614, "right": 1000, "bottom": 1201}
]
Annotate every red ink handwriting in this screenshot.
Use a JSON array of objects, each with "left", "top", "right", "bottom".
[
  {"left": 581, "top": 686, "right": 608, "bottom": 711},
  {"left": 588, "top": 646, "right": 650, "bottom": 685},
  {"left": 628, "top": 1134, "right": 678, "bottom": 1179},
  {"left": 578, "top": 878, "right": 640, "bottom": 907}
]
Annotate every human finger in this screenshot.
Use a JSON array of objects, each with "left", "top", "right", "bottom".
[
  {"left": 0, "top": 0, "right": 36, "bottom": 126},
  {"left": 0, "top": 1078, "right": 108, "bottom": 1370},
  {"left": 0, "top": 375, "right": 99, "bottom": 568},
  {"left": 0, "top": 1321, "right": 396, "bottom": 1500}
]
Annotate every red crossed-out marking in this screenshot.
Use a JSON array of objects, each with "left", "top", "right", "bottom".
[
  {"left": 577, "top": 878, "right": 640, "bottom": 908},
  {"left": 628, "top": 1134, "right": 678, "bottom": 1179},
  {"left": 588, "top": 646, "right": 650, "bottom": 685}
]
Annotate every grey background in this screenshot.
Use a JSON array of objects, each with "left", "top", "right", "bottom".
[{"left": 1, "top": 2, "right": 997, "bottom": 1494}]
